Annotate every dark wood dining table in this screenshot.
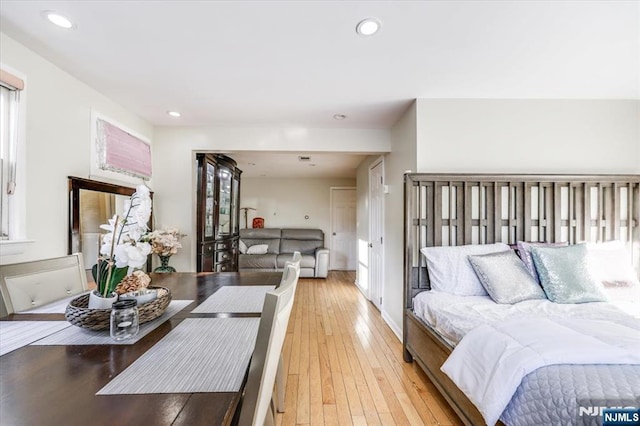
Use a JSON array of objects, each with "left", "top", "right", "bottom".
[{"left": 0, "top": 271, "right": 282, "bottom": 426}]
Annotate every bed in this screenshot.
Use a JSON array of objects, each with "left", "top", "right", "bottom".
[{"left": 402, "top": 174, "right": 640, "bottom": 426}]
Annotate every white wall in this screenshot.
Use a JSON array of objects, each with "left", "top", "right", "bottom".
[
  {"left": 241, "top": 177, "right": 355, "bottom": 245},
  {"left": 416, "top": 99, "right": 640, "bottom": 173},
  {"left": 381, "top": 102, "right": 418, "bottom": 339},
  {"left": 152, "top": 126, "right": 390, "bottom": 272},
  {"left": 0, "top": 33, "right": 153, "bottom": 264}
]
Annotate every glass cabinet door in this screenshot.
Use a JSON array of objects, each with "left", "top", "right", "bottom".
[
  {"left": 231, "top": 175, "right": 239, "bottom": 234},
  {"left": 217, "top": 167, "right": 232, "bottom": 235},
  {"left": 205, "top": 162, "right": 215, "bottom": 238}
]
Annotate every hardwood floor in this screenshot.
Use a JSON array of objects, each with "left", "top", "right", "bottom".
[{"left": 276, "top": 271, "right": 462, "bottom": 426}]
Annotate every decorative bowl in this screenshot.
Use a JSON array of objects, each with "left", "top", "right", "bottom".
[{"left": 65, "top": 286, "right": 171, "bottom": 331}]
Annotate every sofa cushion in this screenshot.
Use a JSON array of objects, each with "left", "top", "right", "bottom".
[
  {"left": 281, "top": 239, "right": 322, "bottom": 255},
  {"left": 239, "top": 254, "right": 277, "bottom": 269},
  {"left": 239, "top": 228, "right": 282, "bottom": 254},
  {"left": 281, "top": 228, "right": 323, "bottom": 241},
  {"left": 280, "top": 228, "right": 324, "bottom": 254},
  {"left": 240, "top": 228, "right": 282, "bottom": 239},
  {"left": 246, "top": 244, "right": 268, "bottom": 255},
  {"left": 241, "top": 239, "right": 279, "bottom": 254},
  {"left": 299, "top": 268, "right": 315, "bottom": 278},
  {"left": 277, "top": 254, "right": 315, "bottom": 269}
]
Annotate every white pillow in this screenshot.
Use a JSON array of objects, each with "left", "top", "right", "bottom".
[
  {"left": 246, "top": 244, "right": 269, "bottom": 255},
  {"left": 587, "top": 241, "right": 640, "bottom": 317},
  {"left": 420, "top": 243, "right": 511, "bottom": 296},
  {"left": 587, "top": 240, "right": 640, "bottom": 288},
  {"left": 239, "top": 239, "right": 247, "bottom": 254}
]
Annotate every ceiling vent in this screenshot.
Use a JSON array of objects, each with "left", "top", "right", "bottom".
[{"left": 298, "top": 156, "right": 311, "bottom": 162}]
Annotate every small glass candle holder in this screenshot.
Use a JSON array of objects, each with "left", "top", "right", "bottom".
[{"left": 110, "top": 299, "right": 139, "bottom": 341}]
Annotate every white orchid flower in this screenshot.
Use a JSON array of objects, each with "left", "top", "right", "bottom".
[
  {"left": 126, "top": 228, "right": 143, "bottom": 242},
  {"left": 99, "top": 233, "right": 114, "bottom": 256},
  {"left": 95, "top": 185, "right": 155, "bottom": 297},
  {"left": 99, "top": 215, "right": 120, "bottom": 233},
  {"left": 135, "top": 184, "right": 150, "bottom": 199},
  {"left": 114, "top": 242, "right": 152, "bottom": 269},
  {"left": 133, "top": 203, "right": 152, "bottom": 230}
]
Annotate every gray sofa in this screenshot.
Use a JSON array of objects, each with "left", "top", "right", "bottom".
[{"left": 239, "top": 228, "right": 329, "bottom": 278}]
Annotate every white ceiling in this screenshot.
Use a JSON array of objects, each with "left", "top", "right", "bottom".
[
  {"left": 1, "top": 1, "right": 638, "bottom": 178},
  {"left": 227, "top": 152, "right": 367, "bottom": 179}
]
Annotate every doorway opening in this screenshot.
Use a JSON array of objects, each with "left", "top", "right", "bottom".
[{"left": 329, "top": 187, "right": 357, "bottom": 270}]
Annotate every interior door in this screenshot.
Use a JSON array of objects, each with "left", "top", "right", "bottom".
[
  {"left": 369, "top": 160, "right": 384, "bottom": 309},
  {"left": 330, "top": 188, "right": 357, "bottom": 270}
]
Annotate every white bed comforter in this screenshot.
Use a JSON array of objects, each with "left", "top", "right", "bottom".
[
  {"left": 440, "top": 317, "right": 640, "bottom": 426},
  {"left": 413, "top": 289, "right": 640, "bottom": 346}
]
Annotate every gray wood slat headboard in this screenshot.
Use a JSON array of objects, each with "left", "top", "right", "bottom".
[{"left": 404, "top": 173, "right": 640, "bottom": 308}]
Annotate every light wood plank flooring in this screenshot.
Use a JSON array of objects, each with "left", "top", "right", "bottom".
[{"left": 276, "top": 271, "right": 462, "bottom": 426}]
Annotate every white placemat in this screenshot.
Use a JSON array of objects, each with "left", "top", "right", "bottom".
[
  {"left": 97, "top": 317, "right": 260, "bottom": 394},
  {"left": 0, "top": 321, "right": 71, "bottom": 356},
  {"left": 31, "top": 300, "right": 192, "bottom": 346},
  {"left": 191, "top": 285, "right": 275, "bottom": 313},
  {"left": 18, "top": 291, "right": 92, "bottom": 314}
]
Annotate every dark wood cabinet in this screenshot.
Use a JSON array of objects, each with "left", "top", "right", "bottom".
[{"left": 196, "top": 154, "right": 242, "bottom": 272}]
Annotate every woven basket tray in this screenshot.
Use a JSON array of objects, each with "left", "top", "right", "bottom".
[{"left": 65, "top": 286, "right": 172, "bottom": 331}]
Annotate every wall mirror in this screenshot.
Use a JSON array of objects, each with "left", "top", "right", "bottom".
[{"left": 68, "top": 176, "right": 153, "bottom": 272}]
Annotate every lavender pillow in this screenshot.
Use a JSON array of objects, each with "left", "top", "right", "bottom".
[{"left": 517, "top": 241, "right": 568, "bottom": 283}]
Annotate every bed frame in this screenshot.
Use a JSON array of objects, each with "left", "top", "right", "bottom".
[{"left": 403, "top": 173, "right": 640, "bottom": 426}]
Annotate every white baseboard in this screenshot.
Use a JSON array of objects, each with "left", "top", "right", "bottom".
[
  {"left": 354, "top": 279, "right": 369, "bottom": 299},
  {"left": 352, "top": 280, "right": 401, "bottom": 341},
  {"left": 381, "top": 310, "right": 402, "bottom": 342}
]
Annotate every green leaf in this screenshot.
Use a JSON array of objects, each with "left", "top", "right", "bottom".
[
  {"left": 93, "top": 260, "right": 111, "bottom": 293},
  {"left": 91, "top": 264, "right": 99, "bottom": 283},
  {"left": 108, "top": 267, "right": 128, "bottom": 293}
]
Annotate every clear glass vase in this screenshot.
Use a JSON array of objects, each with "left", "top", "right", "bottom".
[{"left": 154, "top": 255, "right": 176, "bottom": 273}]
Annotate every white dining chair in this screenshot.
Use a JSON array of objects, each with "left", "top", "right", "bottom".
[
  {"left": 0, "top": 253, "right": 88, "bottom": 317},
  {"left": 273, "top": 253, "right": 300, "bottom": 413},
  {"left": 281, "top": 251, "right": 301, "bottom": 284},
  {"left": 238, "top": 262, "right": 300, "bottom": 426}
]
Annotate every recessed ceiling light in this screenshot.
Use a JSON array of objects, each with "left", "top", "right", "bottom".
[
  {"left": 42, "top": 11, "right": 74, "bottom": 29},
  {"left": 333, "top": 114, "right": 347, "bottom": 120},
  {"left": 167, "top": 111, "right": 181, "bottom": 118},
  {"left": 356, "top": 18, "right": 381, "bottom": 36}
]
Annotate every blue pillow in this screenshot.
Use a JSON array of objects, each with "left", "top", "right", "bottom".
[{"left": 531, "top": 244, "right": 607, "bottom": 303}]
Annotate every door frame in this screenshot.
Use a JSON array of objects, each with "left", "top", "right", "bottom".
[
  {"left": 329, "top": 186, "right": 357, "bottom": 270},
  {"left": 368, "top": 157, "right": 385, "bottom": 309}
]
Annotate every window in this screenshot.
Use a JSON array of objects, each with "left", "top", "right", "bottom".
[{"left": 0, "top": 68, "right": 24, "bottom": 241}]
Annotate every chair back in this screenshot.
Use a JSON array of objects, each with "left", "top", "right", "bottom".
[
  {"left": 0, "top": 253, "right": 88, "bottom": 317},
  {"left": 281, "top": 251, "right": 301, "bottom": 285},
  {"left": 239, "top": 264, "right": 299, "bottom": 425}
]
